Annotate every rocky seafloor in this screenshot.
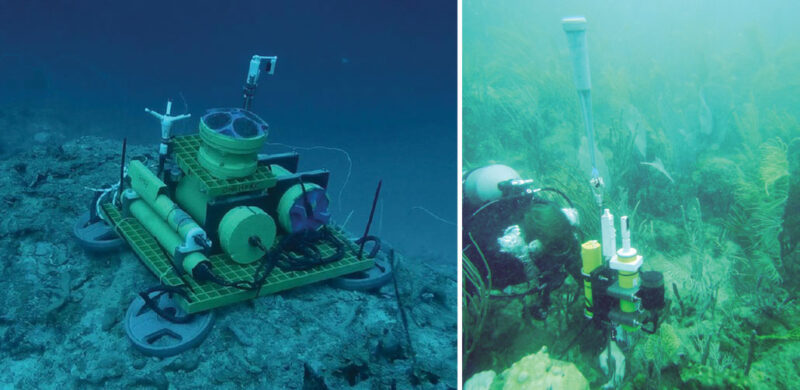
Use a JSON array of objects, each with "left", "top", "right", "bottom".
[{"left": 0, "top": 135, "right": 457, "bottom": 389}]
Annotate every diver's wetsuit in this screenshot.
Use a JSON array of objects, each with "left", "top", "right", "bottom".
[{"left": 463, "top": 193, "right": 581, "bottom": 318}]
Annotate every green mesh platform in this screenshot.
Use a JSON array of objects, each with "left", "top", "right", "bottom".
[
  {"left": 172, "top": 134, "right": 277, "bottom": 197},
  {"left": 105, "top": 206, "right": 184, "bottom": 287},
  {"left": 103, "top": 203, "right": 373, "bottom": 314}
]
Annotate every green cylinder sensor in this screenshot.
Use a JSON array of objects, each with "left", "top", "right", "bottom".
[
  {"left": 218, "top": 206, "right": 277, "bottom": 264},
  {"left": 128, "top": 160, "right": 209, "bottom": 247},
  {"left": 197, "top": 108, "right": 268, "bottom": 179},
  {"left": 127, "top": 195, "right": 208, "bottom": 276}
]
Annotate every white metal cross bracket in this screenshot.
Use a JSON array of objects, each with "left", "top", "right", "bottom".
[{"left": 144, "top": 100, "right": 191, "bottom": 140}]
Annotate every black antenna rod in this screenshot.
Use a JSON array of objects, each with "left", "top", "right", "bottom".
[
  {"left": 118, "top": 138, "right": 127, "bottom": 202},
  {"left": 358, "top": 180, "right": 382, "bottom": 259}
]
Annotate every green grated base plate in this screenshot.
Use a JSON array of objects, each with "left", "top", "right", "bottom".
[
  {"left": 172, "top": 135, "right": 277, "bottom": 197},
  {"left": 103, "top": 204, "right": 373, "bottom": 313}
]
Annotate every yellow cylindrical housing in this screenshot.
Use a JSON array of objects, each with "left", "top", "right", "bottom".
[
  {"left": 617, "top": 252, "right": 641, "bottom": 331},
  {"left": 580, "top": 240, "right": 603, "bottom": 318},
  {"left": 581, "top": 240, "right": 603, "bottom": 274}
]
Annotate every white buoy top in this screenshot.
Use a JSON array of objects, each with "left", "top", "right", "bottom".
[{"left": 562, "top": 16, "right": 587, "bottom": 32}]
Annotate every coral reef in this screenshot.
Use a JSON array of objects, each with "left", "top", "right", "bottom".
[{"left": 464, "top": 346, "right": 589, "bottom": 390}]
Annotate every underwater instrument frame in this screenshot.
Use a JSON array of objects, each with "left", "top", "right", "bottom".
[
  {"left": 90, "top": 54, "right": 379, "bottom": 321},
  {"left": 580, "top": 209, "right": 665, "bottom": 345},
  {"left": 560, "top": 15, "right": 667, "bottom": 349}
]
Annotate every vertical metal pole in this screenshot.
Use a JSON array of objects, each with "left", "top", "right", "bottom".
[{"left": 118, "top": 137, "right": 127, "bottom": 202}]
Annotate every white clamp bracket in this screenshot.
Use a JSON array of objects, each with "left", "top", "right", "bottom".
[
  {"left": 181, "top": 226, "right": 211, "bottom": 253},
  {"left": 243, "top": 55, "right": 278, "bottom": 110},
  {"left": 246, "top": 55, "right": 278, "bottom": 86},
  {"left": 610, "top": 215, "right": 643, "bottom": 273},
  {"left": 609, "top": 253, "right": 643, "bottom": 273},
  {"left": 145, "top": 100, "right": 191, "bottom": 142},
  {"left": 590, "top": 175, "right": 604, "bottom": 207}
]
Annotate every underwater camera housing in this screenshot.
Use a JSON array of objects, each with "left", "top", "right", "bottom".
[{"left": 581, "top": 210, "right": 665, "bottom": 339}]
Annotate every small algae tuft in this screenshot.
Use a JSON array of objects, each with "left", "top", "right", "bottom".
[
  {"left": 758, "top": 137, "right": 789, "bottom": 196},
  {"left": 680, "top": 363, "right": 752, "bottom": 390},
  {"left": 757, "top": 327, "right": 800, "bottom": 342}
]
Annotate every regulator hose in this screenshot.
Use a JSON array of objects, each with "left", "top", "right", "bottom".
[{"left": 537, "top": 187, "right": 575, "bottom": 209}]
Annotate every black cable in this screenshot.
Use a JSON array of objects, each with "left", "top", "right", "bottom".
[
  {"left": 467, "top": 192, "right": 551, "bottom": 223},
  {"left": 142, "top": 225, "right": 354, "bottom": 322},
  {"left": 640, "top": 311, "right": 660, "bottom": 334},
  {"left": 138, "top": 285, "right": 195, "bottom": 324},
  {"left": 359, "top": 180, "right": 383, "bottom": 259},
  {"left": 117, "top": 138, "right": 127, "bottom": 203},
  {"left": 191, "top": 238, "right": 278, "bottom": 294},
  {"left": 355, "top": 235, "right": 381, "bottom": 259},
  {"left": 537, "top": 187, "right": 575, "bottom": 209},
  {"left": 248, "top": 237, "right": 279, "bottom": 296},
  {"left": 154, "top": 242, "right": 196, "bottom": 295},
  {"left": 275, "top": 227, "right": 345, "bottom": 271},
  {"left": 192, "top": 227, "right": 345, "bottom": 294}
]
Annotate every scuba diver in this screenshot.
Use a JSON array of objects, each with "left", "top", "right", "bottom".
[
  {"left": 463, "top": 163, "right": 667, "bottom": 388},
  {"left": 462, "top": 164, "right": 582, "bottom": 320}
]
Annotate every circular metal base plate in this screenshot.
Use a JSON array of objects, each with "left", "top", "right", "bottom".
[
  {"left": 124, "top": 292, "right": 214, "bottom": 357},
  {"left": 330, "top": 256, "right": 393, "bottom": 291},
  {"left": 72, "top": 211, "right": 124, "bottom": 252}
]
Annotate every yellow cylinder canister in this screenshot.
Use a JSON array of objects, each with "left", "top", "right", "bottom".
[
  {"left": 617, "top": 251, "right": 641, "bottom": 313},
  {"left": 580, "top": 240, "right": 603, "bottom": 319},
  {"left": 616, "top": 250, "right": 641, "bottom": 331}
]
